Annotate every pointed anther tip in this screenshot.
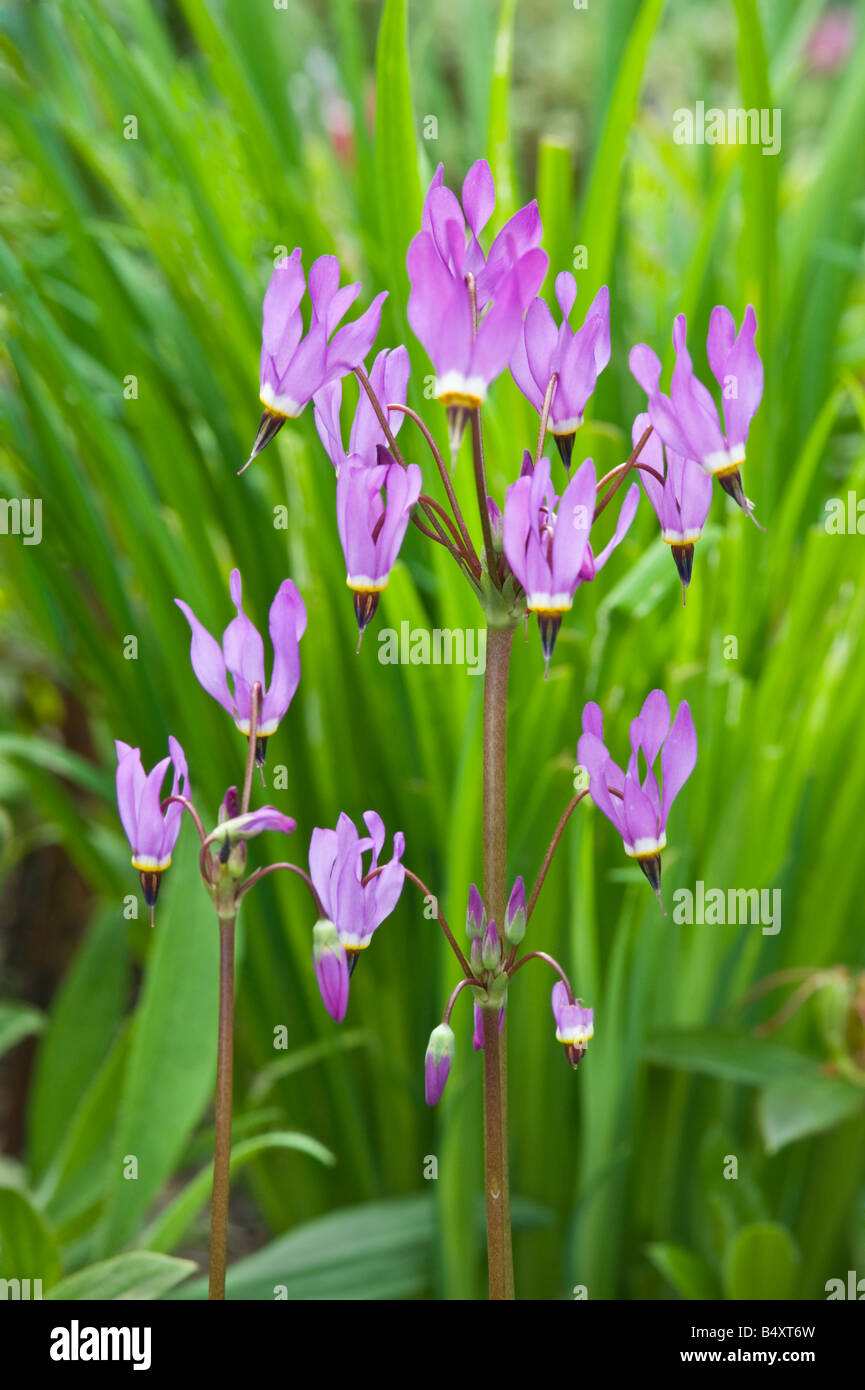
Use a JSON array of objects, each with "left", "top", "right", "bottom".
[{"left": 352, "top": 590, "right": 379, "bottom": 646}]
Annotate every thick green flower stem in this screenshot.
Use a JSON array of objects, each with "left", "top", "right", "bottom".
[
  {"left": 209, "top": 914, "right": 235, "bottom": 1300},
  {"left": 482, "top": 622, "right": 515, "bottom": 1299}
]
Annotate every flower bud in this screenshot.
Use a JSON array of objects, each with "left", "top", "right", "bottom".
[
  {"left": 466, "top": 883, "right": 486, "bottom": 939},
  {"left": 218, "top": 786, "right": 241, "bottom": 824},
  {"left": 470, "top": 934, "right": 484, "bottom": 975},
  {"left": 425, "top": 1022, "right": 455, "bottom": 1106},
  {"left": 504, "top": 876, "right": 527, "bottom": 946},
  {"left": 481, "top": 920, "right": 502, "bottom": 971}
]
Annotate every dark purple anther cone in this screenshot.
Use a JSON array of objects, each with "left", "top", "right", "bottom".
[
  {"left": 718, "top": 468, "right": 747, "bottom": 511},
  {"left": 637, "top": 852, "right": 662, "bottom": 896},
  {"left": 353, "top": 590, "right": 380, "bottom": 638},
  {"left": 537, "top": 612, "right": 562, "bottom": 667},
  {"left": 553, "top": 432, "right": 575, "bottom": 470},
  {"left": 671, "top": 542, "right": 694, "bottom": 590},
  {"left": 139, "top": 870, "right": 162, "bottom": 908},
  {"left": 248, "top": 408, "right": 286, "bottom": 466}
]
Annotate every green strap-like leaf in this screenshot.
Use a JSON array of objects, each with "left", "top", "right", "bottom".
[{"left": 46, "top": 1251, "right": 197, "bottom": 1301}]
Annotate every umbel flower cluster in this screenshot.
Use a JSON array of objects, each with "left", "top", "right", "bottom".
[{"left": 116, "top": 158, "right": 763, "bottom": 1107}]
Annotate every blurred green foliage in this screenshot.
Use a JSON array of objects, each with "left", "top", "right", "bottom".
[{"left": 1, "top": 0, "right": 865, "bottom": 1299}]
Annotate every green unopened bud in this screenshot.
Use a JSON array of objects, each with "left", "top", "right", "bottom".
[
  {"left": 427, "top": 1021, "right": 455, "bottom": 1065},
  {"left": 313, "top": 918, "right": 341, "bottom": 959}
]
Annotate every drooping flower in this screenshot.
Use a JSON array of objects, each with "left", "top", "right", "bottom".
[
  {"left": 314, "top": 345, "right": 411, "bottom": 472},
  {"left": 406, "top": 162, "right": 547, "bottom": 434},
  {"left": 577, "top": 692, "right": 697, "bottom": 905},
  {"left": 503, "top": 454, "right": 639, "bottom": 670},
  {"left": 420, "top": 160, "right": 545, "bottom": 312},
  {"left": 551, "top": 982, "right": 594, "bottom": 1069},
  {"left": 336, "top": 449, "right": 422, "bottom": 641},
  {"left": 630, "top": 307, "right": 763, "bottom": 523},
  {"left": 632, "top": 412, "right": 712, "bottom": 601},
  {"left": 207, "top": 803, "right": 297, "bottom": 848},
  {"left": 511, "top": 275, "right": 611, "bottom": 468},
  {"left": 308, "top": 810, "right": 406, "bottom": 992},
  {"left": 407, "top": 236, "right": 542, "bottom": 428},
  {"left": 175, "top": 570, "right": 306, "bottom": 763},
  {"left": 247, "top": 250, "right": 387, "bottom": 468},
  {"left": 202, "top": 792, "right": 297, "bottom": 913},
  {"left": 313, "top": 920, "right": 350, "bottom": 1023},
  {"left": 115, "top": 737, "right": 188, "bottom": 918},
  {"left": 425, "top": 1022, "right": 455, "bottom": 1106}
]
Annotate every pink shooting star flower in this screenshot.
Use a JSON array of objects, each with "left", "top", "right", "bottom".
[
  {"left": 503, "top": 453, "right": 639, "bottom": 671},
  {"left": 551, "top": 983, "right": 594, "bottom": 1069},
  {"left": 175, "top": 570, "right": 306, "bottom": 767},
  {"left": 632, "top": 412, "right": 712, "bottom": 601},
  {"left": 630, "top": 307, "right": 763, "bottom": 524},
  {"left": 577, "top": 692, "right": 697, "bottom": 906},
  {"left": 335, "top": 448, "right": 422, "bottom": 643},
  {"left": 308, "top": 810, "right": 406, "bottom": 1017},
  {"left": 420, "top": 159, "right": 546, "bottom": 313},
  {"left": 407, "top": 161, "right": 547, "bottom": 444},
  {"left": 115, "top": 737, "right": 188, "bottom": 922},
  {"left": 511, "top": 274, "right": 611, "bottom": 469},
  {"left": 201, "top": 790, "right": 298, "bottom": 915},
  {"left": 247, "top": 250, "right": 387, "bottom": 469}
]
